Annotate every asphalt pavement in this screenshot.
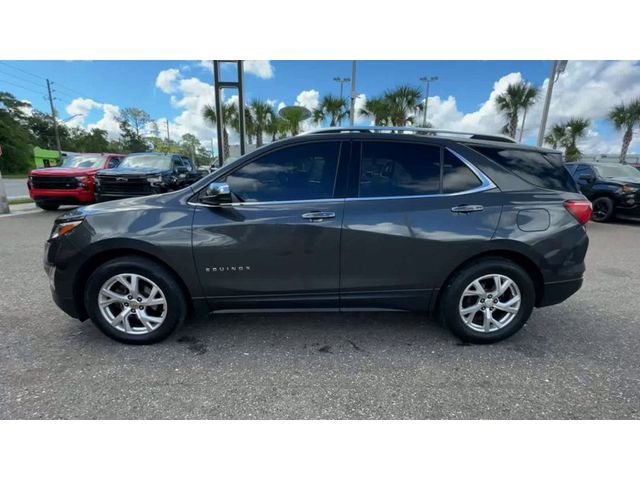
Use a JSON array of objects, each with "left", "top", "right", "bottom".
[{"left": 0, "top": 209, "right": 638, "bottom": 419}]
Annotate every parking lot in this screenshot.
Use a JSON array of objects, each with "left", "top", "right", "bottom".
[{"left": 0, "top": 209, "right": 638, "bottom": 419}]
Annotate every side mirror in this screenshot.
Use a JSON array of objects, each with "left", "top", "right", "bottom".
[
  {"left": 176, "top": 166, "right": 188, "bottom": 174},
  {"left": 201, "top": 182, "right": 232, "bottom": 205},
  {"left": 578, "top": 173, "right": 595, "bottom": 182}
]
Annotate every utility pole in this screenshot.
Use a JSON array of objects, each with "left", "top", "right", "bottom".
[
  {"left": 333, "top": 76, "right": 350, "bottom": 126},
  {"left": 537, "top": 61, "right": 567, "bottom": 147},
  {"left": 165, "top": 119, "right": 171, "bottom": 148},
  {"left": 349, "top": 61, "right": 357, "bottom": 126},
  {"left": 46, "top": 79, "right": 62, "bottom": 161},
  {"left": 0, "top": 104, "right": 9, "bottom": 213},
  {"left": 419, "top": 76, "right": 438, "bottom": 126}
]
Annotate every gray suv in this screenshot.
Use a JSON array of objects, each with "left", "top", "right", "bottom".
[{"left": 45, "top": 127, "right": 591, "bottom": 345}]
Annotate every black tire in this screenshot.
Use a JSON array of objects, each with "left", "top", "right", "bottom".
[
  {"left": 36, "top": 201, "right": 59, "bottom": 211},
  {"left": 438, "top": 257, "right": 535, "bottom": 344},
  {"left": 84, "top": 255, "right": 188, "bottom": 344},
  {"left": 591, "top": 196, "right": 615, "bottom": 222}
]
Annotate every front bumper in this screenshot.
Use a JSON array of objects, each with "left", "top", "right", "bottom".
[{"left": 30, "top": 187, "right": 95, "bottom": 204}]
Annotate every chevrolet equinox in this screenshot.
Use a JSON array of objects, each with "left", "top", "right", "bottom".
[{"left": 45, "top": 128, "right": 591, "bottom": 344}]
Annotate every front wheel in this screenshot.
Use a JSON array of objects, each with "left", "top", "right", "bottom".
[
  {"left": 439, "top": 257, "right": 535, "bottom": 344},
  {"left": 591, "top": 196, "right": 615, "bottom": 222},
  {"left": 84, "top": 256, "right": 188, "bottom": 344}
]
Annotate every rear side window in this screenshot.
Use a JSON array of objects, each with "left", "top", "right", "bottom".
[
  {"left": 443, "top": 150, "right": 482, "bottom": 193},
  {"left": 359, "top": 142, "right": 441, "bottom": 197},
  {"left": 472, "top": 146, "right": 578, "bottom": 192}
]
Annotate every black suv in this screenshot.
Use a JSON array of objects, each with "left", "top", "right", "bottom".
[
  {"left": 95, "top": 153, "right": 203, "bottom": 202},
  {"left": 45, "top": 128, "right": 591, "bottom": 345},
  {"left": 565, "top": 162, "right": 640, "bottom": 222}
]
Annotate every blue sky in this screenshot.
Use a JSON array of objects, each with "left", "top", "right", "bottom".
[{"left": 1, "top": 60, "right": 638, "bottom": 154}]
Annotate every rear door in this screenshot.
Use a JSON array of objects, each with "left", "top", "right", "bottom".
[
  {"left": 340, "top": 140, "right": 503, "bottom": 311},
  {"left": 192, "top": 140, "right": 348, "bottom": 311}
]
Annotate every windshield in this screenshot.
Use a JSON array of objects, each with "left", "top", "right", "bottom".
[
  {"left": 60, "top": 156, "right": 105, "bottom": 169},
  {"left": 594, "top": 164, "right": 640, "bottom": 179},
  {"left": 120, "top": 155, "right": 171, "bottom": 169}
]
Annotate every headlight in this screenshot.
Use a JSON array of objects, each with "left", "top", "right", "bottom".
[
  {"left": 622, "top": 185, "right": 638, "bottom": 193},
  {"left": 50, "top": 219, "right": 84, "bottom": 239},
  {"left": 146, "top": 176, "right": 163, "bottom": 183}
]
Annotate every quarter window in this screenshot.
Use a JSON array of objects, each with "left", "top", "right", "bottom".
[
  {"left": 442, "top": 149, "right": 482, "bottom": 193},
  {"left": 225, "top": 142, "right": 341, "bottom": 202},
  {"left": 359, "top": 141, "right": 441, "bottom": 197}
]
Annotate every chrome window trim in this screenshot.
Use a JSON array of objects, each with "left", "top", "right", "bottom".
[{"left": 188, "top": 148, "right": 497, "bottom": 207}]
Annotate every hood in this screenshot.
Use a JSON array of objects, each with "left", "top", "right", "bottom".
[
  {"left": 30, "top": 167, "right": 101, "bottom": 176},
  {"left": 97, "top": 166, "right": 169, "bottom": 176},
  {"left": 602, "top": 177, "right": 640, "bottom": 187}
]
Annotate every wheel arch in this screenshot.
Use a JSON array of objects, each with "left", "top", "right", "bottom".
[
  {"left": 432, "top": 248, "right": 545, "bottom": 314},
  {"left": 72, "top": 246, "right": 194, "bottom": 321}
]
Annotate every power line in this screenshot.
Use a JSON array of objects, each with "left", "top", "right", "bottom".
[
  {"left": 0, "top": 68, "right": 47, "bottom": 89},
  {"left": 0, "top": 78, "right": 47, "bottom": 96},
  {"left": 0, "top": 60, "right": 46, "bottom": 81}
]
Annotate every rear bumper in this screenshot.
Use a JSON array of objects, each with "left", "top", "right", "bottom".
[
  {"left": 537, "top": 277, "right": 583, "bottom": 307},
  {"left": 29, "top": 187, "right": 94, "bottom": 204}
]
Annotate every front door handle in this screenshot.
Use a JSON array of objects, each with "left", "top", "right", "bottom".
[
  {"left": 302, "top": 211, "right": 336, "bottom": 221},
  {"left": 451, "top": 204, "right": 484, "bottom": 213}
]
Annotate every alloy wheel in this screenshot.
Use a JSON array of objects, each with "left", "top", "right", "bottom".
[
  {"left": 98, "top": 273, "right": 167, "bottom": 335},
  {"left": 458, "top": 274, "right": 521, "bottom": 333},
  {"left": 591, "top": 198, "right": 610, "bottom": 221}
]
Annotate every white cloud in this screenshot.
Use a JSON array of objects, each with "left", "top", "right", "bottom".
[
  {"left": 64, "top": 98, "right": 121, "bottom": 138},
  {"left": 244, "top": 60, "right": 274, "bottom": 79},
  {"left": 155, "top": 68, "right": 180, "bottom": 94}
]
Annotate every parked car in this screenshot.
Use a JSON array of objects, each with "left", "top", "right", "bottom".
[
  {"left": 45, "top": 127, "right": 590, "bottom": 345},
  {"left": 95, "top": 153, "right": 203, "bottom": 202},
  {"left": 565, "top": 162, "right": 640, "bottom": 222},
  {"left": 28, "top": 153, "right": 125, "bottom": 210}
]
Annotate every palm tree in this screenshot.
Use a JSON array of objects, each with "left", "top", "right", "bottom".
[
  {"left": 544, "top": 123, "right": 567, "bottom": 150},
  {"left": 383, "top": 85, "right": 422, "bottom": 126},
  {"left": 225, "top": 103, "right": 256, "bottom": 145},
  {"left": 518, "top": 85, "right": 539, "bottom": 141},
  {"left": 359, "top": 96, "right": 391, "bottom": 126},
  {"left": 564, "top": 117, "right": 590, "bottom": 161},
  {"left": 279, "top": 107, "right": 308, "bottom": 136},
  {"left": 202, "top": 104, "right": 234, "bottom": 159},
  {"left": 266, "top": 109, "right": 287, "bottom": 141},
  {"left": 250, "top": 99, "right": 273, "bottom": 147},
  {"left": 495, "top": 81, "right": 539, "bottom": 139},
  {"left": 609, "top": 99, "right": 640, "bottom": 163},
  {"left": 313, "top": 94, "right": 349, "bottom": 127}
]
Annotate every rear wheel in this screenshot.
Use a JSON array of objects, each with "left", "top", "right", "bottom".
[
  {"left": 439, "top": 257, "right": 535, "bottom": 344},
  {"left": 591, "top": 196, "right": 615, "bottom": 222},
  {"left": 36, "top": 201, "right": 59, "bottom": 211},
  {"left": 84, "top": 256, "right": 188, "bottom": 344}
]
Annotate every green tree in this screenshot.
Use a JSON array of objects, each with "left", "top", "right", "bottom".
[
  {"left": 120, "top": 107, "right": 152, "bottom": 137},
  {"left": 118, "top": 118, "right": 149, "bottom": 153},
  {"left": 383, "top": 85, "right": 422, "bottom": 126},
  {"left": 265, "top": 110, "right": 288, "bottom": 141},
  {"left": 359, "top": 96, "right": 391, "bottom": 126},
  {"left": 202, "top": 103, "right": 235, "bottom": 159},
  {"left": 180, "top": 133, "right": 200, "bottom": 160},
  {"left": 250, "top": 99, "right": 273, "bottom": 147},
  {"left": 608, "top": 99, "right": 640, "bottom": 163},
  {"left": 563, "top": 117, "right": 590, "bottom": 161},
  {"left": 544, "top": 123, "right": 567, "bottom": 150},
  {"left": 0, "top": 92, "right": 36, "bottom": 173},
  {"left": 27, "top": 110, "right": 71, "bottom": 150},
  {"left": 313, "top": 94, "right": 348, "bottom": 127},
  {"left": 495, "top": 81, "right": 539, "bottom": 139},
  {"left": 279, "top": 107, "right": 308, "bottom": 136}
]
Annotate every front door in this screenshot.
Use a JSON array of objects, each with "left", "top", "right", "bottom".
[{"left": 192, "top": 140, "right": 346, "bottom": 311}]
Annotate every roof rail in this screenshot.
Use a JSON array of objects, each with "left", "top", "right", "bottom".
[{"left": 303, "top": 126, "right": 517, "bottom": 143}]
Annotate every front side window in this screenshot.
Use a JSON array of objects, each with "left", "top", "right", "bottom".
[
  {"left": 224, "top": 142, "right": 341, "bottom": 202},
  {"left": 359, "top": 141, "right": 441, "bottom": 198},
  {"left": 120, "top": 155, "right": 172, "bottom": 170}
]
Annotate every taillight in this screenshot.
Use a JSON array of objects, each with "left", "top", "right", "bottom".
[{"left": 564, "top": 199, "right": 592, "bottom": 225}]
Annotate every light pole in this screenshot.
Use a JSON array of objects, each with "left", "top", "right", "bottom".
[
  {"left": 349, "top": 61, "right": 357, "bottom": 126},
  {"left": 537, "top": 60, "right": 568, "bottom": 147},
  {"left": 419, "top": 76, "right": 438, "bottom": 127},
  {"left": 333, "top": 76, "right": 351, "bottom": 126}
]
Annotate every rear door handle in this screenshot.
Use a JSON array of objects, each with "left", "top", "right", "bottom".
[
  {"left": 451, "top": 204, "right": 484, "bottom": 213},
  {"left": 302, "top": 211, "right": 336, "bottom": 221}
]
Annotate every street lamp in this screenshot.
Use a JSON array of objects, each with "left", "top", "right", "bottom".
[
  {"left": 419, "top": 76, "right": 438, "bottom": 126},
  {"left": 333, "top": 76, "right": 351, "bottom": 126},
  {"left": 537, "top": 60, "right": 568, "bottom": 147}
]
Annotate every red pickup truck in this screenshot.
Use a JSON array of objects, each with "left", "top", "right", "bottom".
[{"left": 28, "top": 153, "right": 125, "bottom": 210}]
